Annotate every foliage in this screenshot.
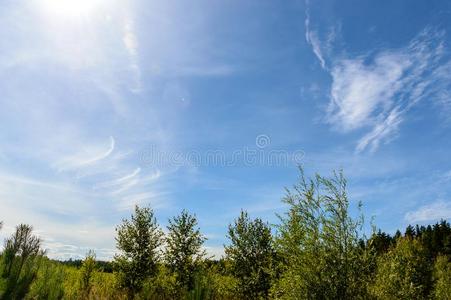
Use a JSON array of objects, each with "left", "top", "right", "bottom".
[
  {"left": 271, "top": 168, "right": 372, "bottom": 299},
  {"left": 79, "top": 250, "right": 97, "bottom": 297},
  {"left": 0, "top": 224, "right": 44, "bottom": 300},
  {"left": 113, "top": 205, "right": 164, "bottom": 296},
  {"left": 26, "top": 258, "right": 65, "bottom": 300},
  {"left": 165, "top": 209, "right": 206, "bottom": 293},
  {"left": 370, "top": 237, "right": 432, "bottom": 299},
  {"left": 416, "top": 220, "right": 451, "bottom": 258},
  {"left": 60, "top": 258, "right": 114, "bottom": 273},
  {"left": 0, "top": 168, "right": 449, "bottom": 300},
  {"left": 433, "top": 255, "right": 451, "bottom": 300},
  {"left": 138, "top": 264, "right": 178, "bottom": 299},
  {"left": 225, "top": 210, "right": 275, "bottom": 299},
  {"left": 203, "top": 267, "right": 237, "bottom": 300},
  {"left": 368, "top": 229, "right": 394, "bottom": 255},
  {"left": 62, "top": 266, "right": 123, "bottom": 300}
]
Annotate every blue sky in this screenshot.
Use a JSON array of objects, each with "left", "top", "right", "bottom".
[{"left": 1, "top": 0, "right": 451, "bottom": 259}]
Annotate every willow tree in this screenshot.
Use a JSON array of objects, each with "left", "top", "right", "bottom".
[{"left": 271, "top": 168, "right": 372, "bottom": 299}]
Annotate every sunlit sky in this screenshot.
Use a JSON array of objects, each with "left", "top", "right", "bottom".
[{"left": 1, "top": 0, "right": 451, "bottom": 259}]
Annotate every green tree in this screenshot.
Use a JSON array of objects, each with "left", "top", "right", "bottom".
[
  {"left": 26, "top": 258, "right": 65, "bottom": 300},
  {"left": 165, "top": 209, "right": 206, "bottom": 293},
  {"left": 405, "top": 225, "right": 415, "bottom": 238},
  {"left": 79, "top": 250, "right": 97, "bottom": 298},
  {"left": 371, "top": 237, "right": 432, "bottom": 299},
  {"left": 271, "top": 168, "right": 372, "bottom": 299},
  {"left": 113, "top": 205, "right": 163, "bottom": 296},
  {"left": 225, "top": 210, "right": 274, "bottom": 299},
  {"left": 368, "top": 230, "right": 393, "bottom": 255},
  {"left": 1, "top": 224, "right": 44, "bottom": 300},
  {"left": 433, "top": 255, "right": 451, "bottom": 300}
]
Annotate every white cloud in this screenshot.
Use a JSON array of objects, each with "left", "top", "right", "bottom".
[
  {"left": 0, "top": 172, "right": 117, "bottom": 259},
  {"left": 405, "top": 201, "right": 451, "bottom": 223},
  {"left": 55, "top": 136, "right": 115, "bottom": 171},
  {"left": 304, "top": 1, "right": 328, "bottom": 70},
  {"left": 356, "top": 107, "right": 403, "bottom": 152},
  {"left": 328, "top": 53, "right": 409, "bottom": 132},
  {"left": 305, "top": 15, "right": 326, "bottom": 70},
  {"left": 94, "top": 167, "right": 141, "bottom": 189},
  {"left": 54, "top": 137, "right": 168, "bottom": 211},
  {"left": 0, "top": 0, "right": 237, "bottom": 260},
  {"left": 203, "top": 245, "right": 225, "bottom": 259},
  {"left": 118, "top": 190, "right": 168, "bottom": 211},
  {"left": 0, "top": 167, "right": 169, "bottom": 260},
  {"left": 442, "top": 170, "right": 451, "bottom": 181},
  {"left": 305, "top": 23, "right": 451, "bottom": 152},
  {"left": 304, "top": 1, "right": 339, "bottom": 71}
]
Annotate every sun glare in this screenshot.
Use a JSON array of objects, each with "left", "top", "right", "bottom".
[{"left": 40, "top": 0, "right": 103, "bottom": 17}]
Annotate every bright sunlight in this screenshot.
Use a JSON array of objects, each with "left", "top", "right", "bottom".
[{"left": 39, "top": 0, "right": 105, "bottom": 17}]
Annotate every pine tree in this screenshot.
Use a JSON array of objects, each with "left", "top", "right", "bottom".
[
  {"left": 1, "top": 224, "right": 44, "bottom": 299},
  {"left": 405, "top": 225, "right": 415, "bottom": 238},
  {"left": 369, "top": 230, "right": 393, "bottom": 255}
]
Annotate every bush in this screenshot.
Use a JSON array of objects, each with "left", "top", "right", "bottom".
[
  {"left": 26, "top": 258, "right": 65, "bottom": 299},
  {"left": 371, "top": 237, "right": 432, "bottom": 299},
  {"left": 271, "top": 168, "right": 372, "bottom": 299},
  {"left": 433, "top": 255, "right": 451, "bottom": 300}
]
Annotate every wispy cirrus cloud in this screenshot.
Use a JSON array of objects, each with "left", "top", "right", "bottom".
[
  {"left": 305, "top": 8, "right": 326, "bottom": 70},
  {"left": 328, "top": 53, "right": 409, "bottom": 132},
  {"left": 305, "top": 6, "right": 451, "bottom": 152},
  {"left": 329, "top": 30, "right": 451, "bottom": 152},
  {"left": 304, "top": 0, "right": 338, "bottom": 72},
  {"left": 94, "top": 167, "right": 141, "bottom": 189},
  {"left": 405, "top": 200, "right": 451, "bottom": 223},
  {"left": 0, "top": 136, "right": 169, "bottom": 258},
  {"left": 0, "top": 0, "right": 238, "bottom": 260},
  {"left": 117, "top": 189, "right": 168, "bottom": 211},
  {"left": 54, "top": 136, "right": 167, "bottom": 212},
  {"left": 55, "top": 136, "right": 115, "bottom": 171}
]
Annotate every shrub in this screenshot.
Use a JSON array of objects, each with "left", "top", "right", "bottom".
[
  {"left": 432, "top": 255, "right": 451, "bottom": 300},
  {"left": 371, "top": 237, "right": 432, "bottom": 299}
]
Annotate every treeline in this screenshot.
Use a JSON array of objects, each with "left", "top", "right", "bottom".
[
  {"left": 0, "top": 168, "right": 450, "bottom": 299},
  {"left": 60, "top": 259, "right": 113, "bottom": 273}
]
